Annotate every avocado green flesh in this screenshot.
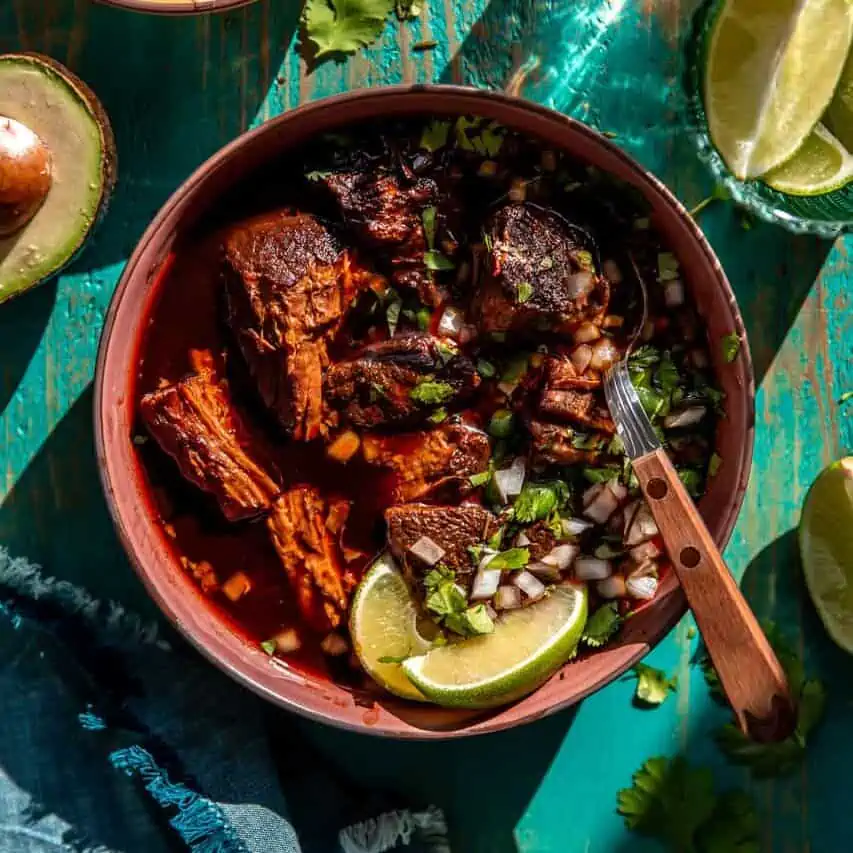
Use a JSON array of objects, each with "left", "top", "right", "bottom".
[{"left": 0, "top": 57, "right": 109, "bottom": 302}]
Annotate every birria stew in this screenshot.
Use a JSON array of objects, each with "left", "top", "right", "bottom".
[{"left": 134, "top": 116, "right": 722, "bottom": 708}]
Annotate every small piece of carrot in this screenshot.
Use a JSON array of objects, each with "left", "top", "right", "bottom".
[
  {"left": 222, "top": 571, "right": 251, "bottom": 602},
  {"left": 327, "top": 430, "right": 361, "bottom": 463}
]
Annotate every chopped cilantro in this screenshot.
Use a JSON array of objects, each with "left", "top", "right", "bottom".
[
  {"left": 839, "top": 390, "right": 853, "bottom": 404},
  {"left": 483, "top": 231, "right": 494, "bottom": 252},
  {"left": 459, "top": 604, "right": 495, "bottom": 635},
  {"left": 369, "top": 382, "right": 388, "bottom": 402},
  {"left": 582, "top": 466, "right": 621, "bottom": 485},
  {"left": 607, "top": 433, "right": 625, "bottom": 455},
  {"left": 386, "top": 296, "right": 402, "bottom": 336},
  {"left": 422, "top": 206, "right": 437, "bottom": 249},
  {"left": 260, "top": 639, "right": 277, "bottom": 655},
  {"left": 378, "top": 652, "right": 410, "bottom": 664},
  {"left": 633, "top": 663, "right": 678, "bottom": 706},
  {"left": 721, "top": 332, "right": 741, "bottom": 363},
  {"left": 629, "top": 344, "right": 660, "bottom": 369},
  {"left": 469, "top": 470, "right": 491, "bottom": 488},
  {"left": 678, "top": 469, "right": 702, "bottom": 497},
  {"left": 483, "top": 547, "right": 530, "bottom": 571},
  {"left": 428, "top": 407, "right": 448, "bottom": 424},
  {"left": 434, "top": 339, "right": 458, "bottom": 363},
  {"left": 656, "top": 351, "right": 679, "bottom": 394},
  {"left": 478, "top": 122, "right": 505, "bottom": 157},
  {"left": 581, "top": 602, "right": 622, "bottom": 648},
  {"left": 420, "top": 119, "right": 450, "bottom": 152},
  {"left": 425, "top": 577, "right": 467, "bottom": 618},
  {"left": 410, "top": 380, "right": 455, "bottom": 405},
  {"left": 476, "top": 358, "right": 496, "bottom": 378},
  {"left": 657, "top": 251, "right": 680, "bottom": 281},
  {"left": 424, "top": 249, "right": 455, "bottom": 271},
  {"left": 572, "top": 432, "right": 603, "bottom": 451},
  {"left": 302, "top": 0, "right": 395, "bottom": 58},
  {"left": 394, "top": 0, "right": 420, "bottom": 19},
  {"left": 513, "top": 480, "right": 570, "bottom": 524},
  {"left": 486, "top": 525, "right": 505, "bottom": 550},
  {"left": 500, "top": 353, "right": 530, "bottom": 384},
  {"left": 305, "top": 169, "right": 332, "bottom": 181},
  {"left": 416, "top": 307, "right": 432, "bottom": 331},
  {"left": 635, "top": 385, "right": 668, "bottom": 420},
  {"left": 708, "top": 452, "right": 722, "bottom": 477},
  {"left": 454, "top": 116, "right": 482, "bottom": 151},
  {"left": 516, "top": 281, "right": 534, "bottom": 303},
  {"left": 487, "top": 409, "right": 515, "bottom": 438},
  {"left": 575, "top": 249, "right": 594, "bottom": 271}
]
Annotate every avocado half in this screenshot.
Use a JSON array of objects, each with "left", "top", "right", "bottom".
[{"left": 0, "top": 53, "right": 117, "bottom": 304}]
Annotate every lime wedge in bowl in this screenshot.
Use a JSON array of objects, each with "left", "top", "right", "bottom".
[
  {"left": 403, "top": 583, "right": 588, "bottom": 709},
  {"left": 704, "top": 0, "right": 853, "bottom": 179},
  {"left": 799, "top": 458, "right": 853, "bottom": 654},
  {"left": 764, "top": 124, "right": 853, "bottom": 196},
  {"left": 350, "top": 553, "right": 434, "bottom": 701}
]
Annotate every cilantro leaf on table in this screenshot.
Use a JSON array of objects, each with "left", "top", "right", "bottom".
[
  {"left": 617, "top": 757, "right": 716, "bottom": 852},
  {"left": 633, "top": 663, "right": 678, "bottom": 706},
  {"left": 581, "top": 602, "right": 622, "bottom": 648},
  {"left": 303, "top": 0, "right": 395, "bottom": 59}
]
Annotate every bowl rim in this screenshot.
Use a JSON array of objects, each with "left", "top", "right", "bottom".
[
  {"left": 97, "top": 0, "right": 256, "bottom": 15},
  {"left": 94, "top": 84, "right": 755, "bottom": 739}
]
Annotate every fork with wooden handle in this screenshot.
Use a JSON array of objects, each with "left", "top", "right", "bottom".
[{"left": 604, "top": 362, "right": 796, "bottom": 742}]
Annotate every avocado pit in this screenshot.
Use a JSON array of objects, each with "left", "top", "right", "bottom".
[{"left": 0, "top": 116, "right": 53, "bottom": 237}]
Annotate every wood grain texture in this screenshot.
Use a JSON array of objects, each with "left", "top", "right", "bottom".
[
  {"left": 0, "top": 2, "right": 850, "bottom": 852},
  {"left": 633, "top": 448, "right": 794, "bottom": 740}
]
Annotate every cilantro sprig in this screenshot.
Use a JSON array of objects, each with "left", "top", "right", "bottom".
[
  {"left": 303, "top": 0, "right": 395, "bottom": 59},
  {"left": 633, "top": 663, "right": 678, "bottom": 707},
  {"left": 581, "top": 602, "right": 622, "bottom": 648}
]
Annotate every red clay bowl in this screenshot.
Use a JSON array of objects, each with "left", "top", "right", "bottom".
[
  {"left": 94, "top": 86, "right": 754, "bottom": 739},
  {"left": 97, "top": 0, "right": 256, "bottom": 14}
]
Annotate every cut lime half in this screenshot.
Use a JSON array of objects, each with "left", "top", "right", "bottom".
[
  {"left": 350, "top": 553, "right": 434, "bottom": 701},
  {"left": 704, "top": 0, "right": 853, "bottom": 179},
  {"left": 403, "top": 583, "right": 588, "bottom": 709},
  {"left": 764, "top": 124, "right": 853, "bottom": 196},
  {"left": 799, "top": 458, "right": 853, "bottom": 654}
]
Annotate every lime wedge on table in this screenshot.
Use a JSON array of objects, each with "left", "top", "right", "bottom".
[
  {"left": 403, "top": 583, "right": 588, "bottom": 709},
  {"left": 350, "top": 553, "right": 433, "bottom": 701},
  {"left": 799, "top": 458, "right": 853, "bottom": 654},
  {"left": 764, "top": 124, "right": 853, "bottom": 195},
  {"left": 704, "top": 0, "right": 853, "bottom": 180},
  {"left": 825, "top": 46, "right": 853, "bottom": 152}
]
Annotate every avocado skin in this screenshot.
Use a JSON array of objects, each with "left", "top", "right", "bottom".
[{"left": 0, "top": 53, "right": 118, "bottom": 305}]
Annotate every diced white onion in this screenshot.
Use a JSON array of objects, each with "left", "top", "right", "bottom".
[
  {"left": 567, "top": 271, "right": 595, "bottom": 299},
  {"left": 471, "top": 568, "right": 502, "bottom": 600},
  {"left": 583, "top": 485, "right": 620, "bottom": 524},
  {"left": 494, "top": 456, "right": 526, "bottom": 502},
  {"left": 320, "top": 633, "right": 349, "bottom": 656},
  {"left": 630, "top": 540, "right": 662, "bottom": 562},
  {"left": 590, "top": 338, "right": 620, "bottom": 371},
  {"left": 495, "top": 585, "right": 523, "bottom": 610},
  {"left": 515, "top": 532, "right": 531, "bottom": 547},
  {"left": 527, "top": 561, "right": 562, "bottom": 582},
  {"left": 574, "top": 321, "right": 601, "bottom": 344},
  {"left": 597, "top": 575, "right": 627, "bottom": 599},
  {"left": 607, "top": 479, "right": 628, "bottom": 502},
  {"left": 574, "top": 556, "right": 613, "bottom": 581},
  {"left": 570, "top": 344, "right": 594, "bottom": 373},
  {"left": 270, "top": 628, "right": 302, "bottom": 654},
  {"left": 477, "top": 548, "right": 499, "bottom": 572},
  {"left": 409, "top": 535, "right": 446, "bottom": 566},
  {"left": 583, "top": 482, "right": 604, "bottom": 508},
  {"left": 513, "top": 570, "right": 547, "bottom": 600},
  {"left": 603, "top": 259, "right": 623, "bottom": 284},
  {"left": 663, "top": 407, "right": 706, "bottom": 429},
  {"left": 624, "top": 502, "right": 659, "bottom": 546},
  {"left": 438, "top": 305, "right": 465, "bottom": 338},
  {"left": 562, "top": 517, "right": 593, "bottom": 537},
  {"left": 542, "top": 544, "right": 579, "bottom": 570},
  {"left": 626, "top": 574, "right": 658, "bottom": 600},
  {"left": 664, "top": 278, "right": 685, "bottom": 307}
]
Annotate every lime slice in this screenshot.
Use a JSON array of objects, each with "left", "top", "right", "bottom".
[
  {"left": 764, "top": 124, "right": 853, "bottom": 195},
  {"left": 824, "top": 46, "right": 853, "bottom": 152},
  {"left": 799, "top": 458, "right": 853, "bottom": 654},
  {"left": 704, "top": 0, "right": 853, "bottom": 179},
  {"left": 350, "top": 553, "right": 434, "bottom": 701},
  {"left": 402, "top": 583, "right": 588, "bottom": 709}
]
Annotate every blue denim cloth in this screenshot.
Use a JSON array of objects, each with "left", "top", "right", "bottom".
[{"left": 0, "top": 548, "right": 448, "bottom": 853}]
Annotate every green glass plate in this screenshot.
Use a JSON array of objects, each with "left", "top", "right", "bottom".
[{"left": 683, "top": 0, "right": 853, "bottom": 237}]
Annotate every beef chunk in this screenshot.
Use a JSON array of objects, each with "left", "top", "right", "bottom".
[
  {"left": 527, "top": 418, "right": 605, "bottom": 467},
  {"left": 362, "top": 422, "right": 491, "bottom": 503},
  {"left": 541, "top": 355, "right": 602, "bottom": 391},
  {"left": 474, "top": 204, "right": 609, "bottom": 335},
  {"left": 322, "top": 169, "right": 442, "bottom": 306},
  {"left": 385, "top": 503, "right": 498, "bottom": 585},
  {"left": 223, "top": 210, "right": 377, "bottom": 441},
  {"left": 523, "top": 521, "right": 558, "bottom": 560},
  {"left": 267, "top": 486, "right": 357, "bottom": 631},
  {"left": 324, "top": 333, "right": 480, "bottom": 429},
  {"left": 538, "top": 387, "right": 615, "bottom": 434},
  {"left": 140, "top": 361, "right": 280, "bottom": 522}
]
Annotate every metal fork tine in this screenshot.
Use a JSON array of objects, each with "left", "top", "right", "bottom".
[{"left": 604, "top": 362, "right": 659, "bottom": 460}]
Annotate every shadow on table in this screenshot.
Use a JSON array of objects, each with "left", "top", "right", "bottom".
[
  {"left": 0, "top": 384, "right": 154, "bottom": 612},
  {"left": 0, "top": 0, "right": 298, "bottom": 274},
  {"left": 273, "top": 704, "right": 579, "bottom": 853}
]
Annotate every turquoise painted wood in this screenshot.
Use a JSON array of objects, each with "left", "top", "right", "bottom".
[{"left": 1, "top": 1, "right": 851, "bottom": 851}]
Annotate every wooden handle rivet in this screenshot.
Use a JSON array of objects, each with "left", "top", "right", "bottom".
[
  {"left": 679, "top": 546, "right": 701, "bottom": 568},
  {"left": 647, "top": 477, "right": 668, "bottom": 499}
]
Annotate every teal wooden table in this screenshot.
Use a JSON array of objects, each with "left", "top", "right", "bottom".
[{"left": 1, "top": 1, "right": 851, "bottom": 851}]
